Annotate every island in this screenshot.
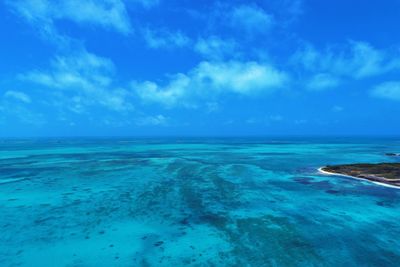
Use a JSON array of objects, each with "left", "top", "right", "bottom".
[{"left": 319, "top": 163, "right": 400, "bottom": 188}]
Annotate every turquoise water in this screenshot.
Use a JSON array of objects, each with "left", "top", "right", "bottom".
[{"left": 1, "top": 138, "right": 400, "bottom": 267}]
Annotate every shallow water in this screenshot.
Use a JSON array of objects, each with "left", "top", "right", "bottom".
[{"left": 1, "top": 137, "right": 400, "bottom": 267}]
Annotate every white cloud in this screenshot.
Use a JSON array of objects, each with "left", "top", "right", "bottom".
[
  {"left": 371, "top": 81, "right": 400, "bottom": 101},
  {"left": 246, "top": 114, "right": 283, "bottom": 124},
  {"left": 9, "top": 0, "right": 132, "bottom": 34},
  {"left": 284, "top": 0, "right": 304, "bottom": 18},
  {"left": 130, "top": 0, "right": 160, "bottom": 9},
  {"left": 293, "top": 41, "right": 400, "bottom": 80},
  {"left": 332, "top": 105, "right": 344, "bottom": 112},
  {"left": 4, "top": 90, "right": 31, "bottom": 103},
  {"left": 230, "top": 4, "right": 274, "bottom": 34},
  {"left": 307, "top": 73, "right": 341, "bottom": 91},
  {"left": 294, "top": 119, "right": 307, "bottom": 125},
  {"left": 136, "top": 114, "right": 169, "bottom": 126},
  {"left": 269, "top": 115, "right": 283, "bottom": 121},
  {"left": 0, "top": 102, "right": 45, "bottom": 126},
  {"left": 205, "top": 102, "right": 219, "bottom": 113},
  {"left": 21, "top": 50, "right": 133, "bottom": 112},
  {"left": 143, "top": 28, "right": 190, "bottom": 49},
  {"left": 195, "top": 36, "right": 237, "bottom": 60},
  {"left": 133, "top": 60, "right": 289, "bottom": 107}
]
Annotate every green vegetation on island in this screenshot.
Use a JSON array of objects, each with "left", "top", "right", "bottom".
[
  {"left": 386, "top": 153, "right": 400, "bottom": 157},
  {"left": 322, "top": 163, "right": 400, "bottom": 187}
]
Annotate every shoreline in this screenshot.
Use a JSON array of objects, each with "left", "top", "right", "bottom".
[{"left": 318, "top": 167, "right": 400, "bottom": 190}]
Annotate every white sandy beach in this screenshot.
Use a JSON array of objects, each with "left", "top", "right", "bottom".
[{"left": 318, "top": 167, "right": 400, "bottom": 190}]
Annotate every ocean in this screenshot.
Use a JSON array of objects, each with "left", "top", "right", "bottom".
[{"left": 1, "top": 137, "right": 400, "bottom": 266}]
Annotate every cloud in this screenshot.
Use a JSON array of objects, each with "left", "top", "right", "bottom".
[
  {"left": 307, "top": 73, "right": 341, "bottom": 91},
  {"left": 371, "top": 81, "right": 400, "bottom": 101},
  {"left": 195, "top": 36, "right": 238, "bottom": 60},
  {"left": 133, "top": 60, "right": 289, "bottom": 107},
  {"left": 136, "top": 114, "right": 169, "bottom": 126},
  {"left": 294, "top": 119, "right": 307, "bottom": 125},
  {"left": 143, "top": 28, "right": 190, "bottom": 49},
  {"left": 283, "top": 0, "right": 303, "bottom": 18},
  {"left": 0, "top": 91, "right": 44, "bottom": 126},
  {"left": 0, "top": 102, "right": 45, "bottom": 126},
  {"left": 205, "top": 102, "right": 219, "bottom": 113},
  {"left": 292, "top": 41, "right": 400, "bottom": 92},
  {"left": 130, "top": 0, "right": 160, "bottom": 9},
  {"left": 332, "top": 105, "right": 344, "bottom": 112},
  {"left": 21, "top": 50, "right": 133, "bottom": 112},
  {"left": 230, "top": 4, "right": 274, "bottom": 34},
  {"left": 246, "top": 114, "right": 283, "bottom": 124},
  {"left": 4, "top": 90, "right": 31, "bottom": 103},
  {"left": 293, "top": 41, "right": 400, "bottom": 80},
  {"left": 8, "top": 0, "right": 132, "bottom": 35}
]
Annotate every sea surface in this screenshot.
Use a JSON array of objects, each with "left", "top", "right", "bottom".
[{"left": 1, "top": 137, "right": 400, "bottom": 267}]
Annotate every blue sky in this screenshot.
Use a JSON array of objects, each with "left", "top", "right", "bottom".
[{"left": 1, "top": 0, "right": 400, "bottom": 137}]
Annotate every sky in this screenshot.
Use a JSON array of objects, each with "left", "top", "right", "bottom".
[{"left": 1, "top": 0, "right": 400, "bottom": 137}]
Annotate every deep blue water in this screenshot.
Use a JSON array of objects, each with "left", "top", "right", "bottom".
[{"left": 1, "top": 137, "right": 400, "bottom": 266}]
